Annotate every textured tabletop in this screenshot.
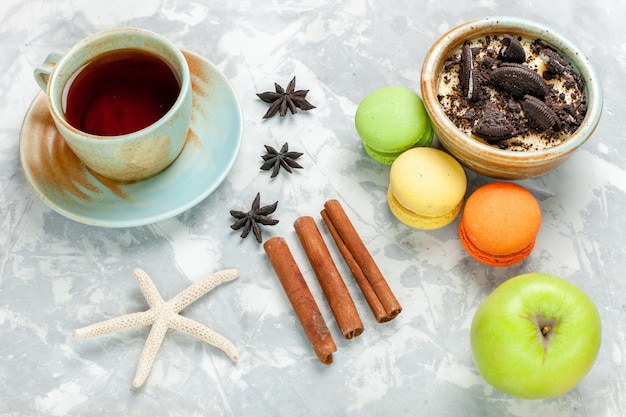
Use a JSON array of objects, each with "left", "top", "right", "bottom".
[{"left": 1, "top": 1, "right": 625, "bottom": 416}]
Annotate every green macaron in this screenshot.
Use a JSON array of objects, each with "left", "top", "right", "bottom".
[{"left": 355, "top": 86, "right": 433, "bottom": 165}]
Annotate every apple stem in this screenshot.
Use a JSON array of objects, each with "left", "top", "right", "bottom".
[{"left": 523, "top": 315, "right": 559, "bottom": 352}]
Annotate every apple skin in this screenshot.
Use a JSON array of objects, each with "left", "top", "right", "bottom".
[{"left": 470, "top": 272, "right": 602, "bottom": 399}]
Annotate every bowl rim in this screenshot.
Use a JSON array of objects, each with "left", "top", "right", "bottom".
[{"left": 420, "top": 16, "right": 603, "bottom": 170}]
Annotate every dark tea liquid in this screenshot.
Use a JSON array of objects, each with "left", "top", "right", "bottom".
[{"left": 63, "top": 49, "right": 180, "bottom": 136}]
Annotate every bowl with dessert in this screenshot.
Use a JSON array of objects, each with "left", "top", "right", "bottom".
[{"left": 420, "top": 16, "right": 602, "bottom": 179}]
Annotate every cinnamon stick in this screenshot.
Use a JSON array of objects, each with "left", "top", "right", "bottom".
[
  {"left": 263, "top": 236, "right": 337, "bottom": 364},
  {"left": 294, "top": 216, "right": 364, "bottom": 339},
  {"left": 320, "top": 209, "right": 388, "bottom": 323},
  {"left": 322, "top": 199, "right": 402, "bottom": 321}
]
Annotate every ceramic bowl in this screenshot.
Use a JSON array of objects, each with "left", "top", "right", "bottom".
[{"left": 420, "top": 16, "right": 603, "bottom": 179}]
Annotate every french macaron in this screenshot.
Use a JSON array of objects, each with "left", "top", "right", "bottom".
[
  {"left": 459, "top": 182, "right": 542, "bottom": 267},
  {"left": 355, "top": 86, "right": 433, "bottom": 165},
  {"left": 388, "top": 147, "right": 467, "bottom": 229}
]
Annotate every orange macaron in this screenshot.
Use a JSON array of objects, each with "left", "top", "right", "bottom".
[{"left": 459, "top": 182, "right": 541, "bottom": 267}]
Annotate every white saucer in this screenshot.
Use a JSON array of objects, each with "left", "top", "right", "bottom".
[{"left": 19, "top": 50, "right": 243, "bottom": 227}]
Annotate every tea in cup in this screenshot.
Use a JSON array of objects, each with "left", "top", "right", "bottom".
[{"left": 34, "top": 27, "right": 192, "bottom": 182}]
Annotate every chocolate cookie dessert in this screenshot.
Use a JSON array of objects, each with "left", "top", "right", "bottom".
[{"left": 438, "top": 34, "right": 587, "bottom": 151}]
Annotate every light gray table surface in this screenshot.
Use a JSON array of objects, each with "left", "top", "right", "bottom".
[{"left": 1, "top": 1, "right": 625, "bottom": 416}]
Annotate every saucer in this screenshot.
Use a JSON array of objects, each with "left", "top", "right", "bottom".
[{"left": 20, "top": 50, "right": 243, "bottom": 227}]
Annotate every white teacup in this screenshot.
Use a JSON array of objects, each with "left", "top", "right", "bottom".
[{"left": 34, "top": 27, "right": 192, "bottom": 182}]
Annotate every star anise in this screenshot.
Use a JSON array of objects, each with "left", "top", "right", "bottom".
[
  {"left": 260, "top": 142, "right": 304, "bottom": 178},
  {"left": 256, "top": 76, "right": 316, "bottom": 119},
  {"left": 230, "top": 193, "right": 279, "bottom": 243}
]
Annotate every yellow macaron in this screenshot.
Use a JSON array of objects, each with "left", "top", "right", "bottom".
[{"left": 388, "top": 147, "right": 467, "bottom": 229}]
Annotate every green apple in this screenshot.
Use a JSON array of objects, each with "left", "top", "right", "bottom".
[{"left": 470, "top": 272, "right": 601, "bottom": 399}]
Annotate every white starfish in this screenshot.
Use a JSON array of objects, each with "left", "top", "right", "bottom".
[{"left": 73, "top": 268, "right": 240, "bottom": 388}]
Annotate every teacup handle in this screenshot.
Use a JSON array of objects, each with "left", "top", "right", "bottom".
[{"left": 34, "top": 52, "right": 63, "bottom": 93}]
